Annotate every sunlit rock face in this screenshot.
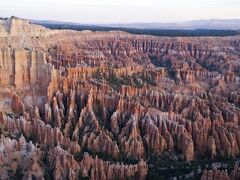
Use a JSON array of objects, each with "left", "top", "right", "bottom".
[{"left": 0, "top": 17, "right": 239, "bottom": 179}]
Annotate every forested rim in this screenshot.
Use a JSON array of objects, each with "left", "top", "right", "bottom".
[{"left": 38, "top": 23, "right": 240, "bottom": 37}]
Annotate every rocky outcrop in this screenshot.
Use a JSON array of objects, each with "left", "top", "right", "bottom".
[
  {"left": 0, "top": 16, "right": 58, "bottom": 37},
  {"left": 0, "top": 112, "right": 81, "bottom": 154},
  {"left": 0, "top": 135, "right": 44, "bottom": 179},
  {"left": 49, "top": 146, "right": 148, "bottom": 180},
  {"left": 201, "top": 165, "right": 240, "bottom": 180},
  {"left": 79, "top": 152, "right": 148, "bottom": 180},
  {"left": 230, "top": 165, "right": 240, "bottom": 180},
  {"left": 201, "top": 169, "right": 230, "bottom": 180},
  {"left": 0, "top": 47, "right": 53, "bottom": 95},
  {"left": 11, "top": 93, "right": 25, "bottom": 115}
]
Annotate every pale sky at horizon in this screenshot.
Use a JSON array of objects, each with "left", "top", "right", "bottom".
[{"left": 0, "top": 0, "right": 240, "bottom": 24}]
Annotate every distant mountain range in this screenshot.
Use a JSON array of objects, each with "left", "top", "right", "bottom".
[
  {"left": 102, "top": 19, "right": 240, "bottom": 30},
  {"left": 30, "top": 19, "right": 240, "bottom": 30}
]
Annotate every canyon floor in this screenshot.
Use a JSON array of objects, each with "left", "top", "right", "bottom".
[{"left": 0, "top": 17, "right": 240, "bottom": 180}]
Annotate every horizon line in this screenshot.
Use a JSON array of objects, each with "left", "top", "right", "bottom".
[{"left": 1, "top": 16, "right": 240, "bottom": 25}]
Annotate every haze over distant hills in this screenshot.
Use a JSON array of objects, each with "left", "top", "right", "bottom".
[
  {"left": 30, "top": 18, "right": 240, "bottom": 30},
  {"left": 103, "top": 19, "right": 240, "bottom": 30}
]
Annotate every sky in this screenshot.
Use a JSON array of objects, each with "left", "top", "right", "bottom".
[{"left": 0, "top": 0, "right": 240, "bottom": 24}]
